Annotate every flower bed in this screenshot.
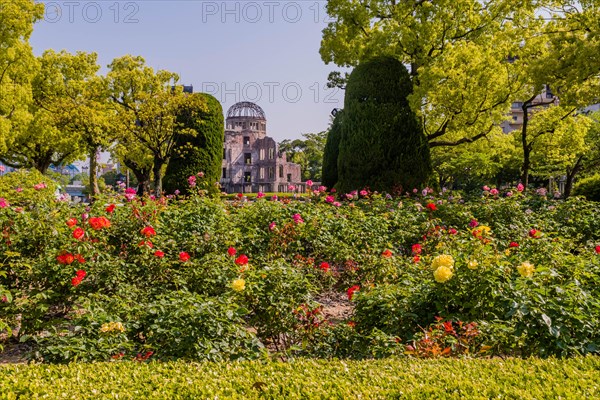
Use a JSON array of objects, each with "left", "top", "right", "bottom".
[{"left": 1, "top": 182, "right": 600, "bottom": 362}]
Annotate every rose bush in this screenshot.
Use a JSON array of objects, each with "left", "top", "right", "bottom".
[{"left": 1, "top": 182, "right": 600, "bottom": 361}]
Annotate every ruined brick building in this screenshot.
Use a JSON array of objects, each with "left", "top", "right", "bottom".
[{"left": 220, "top": 102, "right": 301, "bottom": 193}]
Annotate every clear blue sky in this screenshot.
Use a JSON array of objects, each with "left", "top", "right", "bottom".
[{"left": 30, "top": 0, "right": 346, "bottom": 142}]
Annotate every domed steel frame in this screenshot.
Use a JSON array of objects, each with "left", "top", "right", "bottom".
[{"left": 226, "top": 102, "right": 266, "bottom": 120}]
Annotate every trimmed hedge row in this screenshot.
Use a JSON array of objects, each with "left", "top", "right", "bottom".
[{"left": 1, "top": 357, "right": 599, "bottom": 399}]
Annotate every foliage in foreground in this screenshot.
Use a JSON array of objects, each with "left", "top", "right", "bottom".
[{"left": 1, "top": 357, "right": 599, "bottom": 399}]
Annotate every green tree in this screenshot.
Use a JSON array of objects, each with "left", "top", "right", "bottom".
[
  {"left": 32, "top": 50, "right": 112, "bottom": 197},
  {"left": 0, "top": 50, "right": 96, "bottom": 173},
  {"left": 163, "top": 93, "right": 224, "bottom": 195},
  {"left": 320, "top": 0, "right": 531, "bottom": 148},
  {"left": 0, "top": 0, "right": 43, "bottom": 155},
  {"left": 107, "top": 55, "right": 205, "bottom": 196},
  {"left": 432, "top": 130, "right": 519, "bottom": 191},
  {"left": 530, "top": 110, "right": 600, "bottom": 198},
  {"left": 512, "top": 3, "right": 600, "bottom": 190},
  {"left": 337, "top": 56, "right": 431, "bottom": 193},
  {"left": 279, "top": 131, "right": 327, "bottom": 182},
  {"left": 321, "top": 110, "right": 343, "bottom": 189}
]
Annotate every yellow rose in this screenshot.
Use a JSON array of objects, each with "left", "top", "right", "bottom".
[
  {"left": 431, "top": 254, "right": 454, "bottom": 270},
  {"left": 472, "top": 225, "right": 491, "bottom": 238},
  {"left": 517, "top": 261, "right": 535, "bottom": 277},
  {"left": 467, "top": 260, "right": 479, "bottom": 270},
  {"left": 100, "top": 321, "right": 125, "bottom": 333},
  {"left": 232, "top": 278, "right": 246, "bottom": 292},
  {"left": 433, "top": 266, "right": 453, "bottom": 283}
]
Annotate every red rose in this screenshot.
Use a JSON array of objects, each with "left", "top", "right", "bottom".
[
  {"left": 179, "top": 251, "right": 190, "bottom": 262},
  {"left": 411, "top": 244, "right": 422, "bottom": 255},
  {"left": 138, "top": 240, "right": 153, "bottom": 248},
  {"left": 154, "top": 250, "right": 165, "bottom": 258},
  {"left": 509, "top": 242, "right": 519, "bottom": 248},
  {"left": 236, "top": 193, "right": 243, "bottom": 199},
  {"left": 319, "top": 262, "right": 330, "bottom": 272},
  {"left": 382, "top": 249, "right": 393, "bottom": 258},
  {"left": 106, "top": 204, "right": 116, "bottom": 213},
  {"left": 529, "top": 229, "right": 541, "bottom": 238},
  {"left": 413, "top": 255, "right": 420, "bottom": 263},
  {"left": 72, "top": 227, "right": 85, "bottom": 240},
  {"left": 595, "top": 245, "right": 600, "bottom": 254},
  {"left": 235, "top": 254, "right": 249, "bottom": 266},
  {"left": 141, "top": 226, "right": 156, "bottom": 237},
  {"left": 347, "top": 285, "right": 360, "bottom": 301},
  {"left": 426, "top": 203, "right": 437, "bottom": 211},
  {"left": 57, "top": 252, "right": 75, "bottom": 265},
  {"left": 66, "top": 218, "right": 78, "bottom": 227},
  {"left": 74, "top": 254, "right": 85, "bottom": 263},
  {"left": 71, "top": 277, "right": 82, "bottom": 286},
  {"left": 89, "top": 216, "right": 111, "bottom": 230},
  {"left": 227, "top": 247, "right": 237, "bottom": 257},
  {"left": 75, "top": 270, "right": 86, "bottom": 279},
  {"left": 448, "top": 228, "right": 458, "bottom": 235}
]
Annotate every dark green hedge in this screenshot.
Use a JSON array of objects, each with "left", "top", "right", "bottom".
[
  {"left": 163, "top": 93, "right": 224, "bottom": 195},
  {"left": 574, "top": 174, "right": 600, "bottom": 202}
]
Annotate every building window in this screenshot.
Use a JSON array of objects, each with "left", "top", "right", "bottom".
[
  {"left": 269, "top": 148, "right": 275, "bottom": 159},
  {"left": 223, "top": 148, "right": 227, "bottom": 160},
  {"left": 260, "top": 149, "right": 265, "bottom": 160},
  {"left": 244, "top": 153, "right": 252, "bottom": 164},
  {"left": 513, "top": 115, "right": 518, "bottom": 121},
  {"left": 287, "top": 173, "right": 292, "bottom": 183},
  {"left": 268, "top": 167, "right": 274, "bottom": 179},
  {"left": 511, "top": 102, "right": 523, "bottom": 109},
  {"left": 244, "top": 172, "right": 251, "bottom": 183},
  {"left": 222, "top": 168, "right": 227, "bottom": 178},
  {"left": 259, "top": 167, "right": 265, "bottom": 179},
  {"left": 279, "top": 165, "right": 284, "bottom": 178},
  {"left": 243, "top": 136, "right": 250, "bottom": 145}
]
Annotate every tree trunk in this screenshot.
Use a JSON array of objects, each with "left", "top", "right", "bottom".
[
  {"left": 122, "top": 158, "right": 150, "bottom": 196},
  {"left": 520, "top": 103, "right": 531, "bottom": 191},
  {"left": 153, "top": 157, "right": 164, "bottom": 197},
  {"left": 89, "top": 147, "right": 100, "bottom": 201},
  {"left": 35, "top": 154, "right": 53, "bottom": 175},
  {"left": 134, "top": 170, "right": 151, "bottom": 196},
  {"left": 564, "top": 156, "right": 583, "bottom": 199}
]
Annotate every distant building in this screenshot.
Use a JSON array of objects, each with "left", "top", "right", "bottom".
[
  {"left": 49, "top": 164, "right": 81, "bottom": 179},
  {"left": 501, "top": 85, "right": 559, "bottom": 134},
  {"left": 220, "top": 102, "right": 301, "bottom": 193}
]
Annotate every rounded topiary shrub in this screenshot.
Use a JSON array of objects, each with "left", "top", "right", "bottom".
[
  {"left": 163, "top": 93, "right": 224, "bottom": 195},
  {"left": 321, "top": 109, "right": 343, "bottom": 190},
  {"left": 573, "top": 174, "right": 600, "bottom": 202},
  {"left": 336, "top": 56, "right": 432, "bottom": 194}
]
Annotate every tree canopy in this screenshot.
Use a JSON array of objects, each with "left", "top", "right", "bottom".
[
  {"left": 107, "top": 55, "right": 207, "bottom": 196},
  {"left": 0, "top": 0, "right": 44, "bottom": 155}
]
